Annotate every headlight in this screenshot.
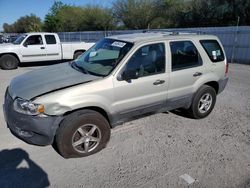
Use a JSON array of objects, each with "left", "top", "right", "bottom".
[{"left": 13, "top": 98, "right": 45, "bottom": 115}]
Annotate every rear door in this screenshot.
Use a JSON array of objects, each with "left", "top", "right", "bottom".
[
  {"left": 112, "top": 42, "right": 169, "bottom": 119},
  {"left": 44, "top": 34, "right": 61, "bottom": 61},
  {"left": 20, "top": 34, "right": 47, "bottom": 62},
  {"left": 167, "top": 40, "right": 206, "bottom": 108}
]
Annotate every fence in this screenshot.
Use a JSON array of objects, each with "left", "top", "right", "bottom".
[
  {"left": 58, "top": 26, "right": 250, "bottom": 64},
  {"left": 1, "top": 26, "right": 249, "bottom": 64}
]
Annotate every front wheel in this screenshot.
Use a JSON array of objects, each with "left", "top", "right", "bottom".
[
  {"left": 187, "top": 85, "right": 216, "bottom": 119},
  {"left": 54, "top": 110, "right": 111, "bottom": 158},
  {"left": 0, "top": 54, "right": 19, "bottom": 70}
]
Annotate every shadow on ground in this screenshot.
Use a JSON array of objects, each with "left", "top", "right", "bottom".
[
  {"left": 0, "top": 148, "right": 50, "bottom": 188},
  {"left": 19, "top": 60, "right": 69, "bottom": 68},
  {"left": 168, "top": 109, "right": 194, "bottom": 119}
]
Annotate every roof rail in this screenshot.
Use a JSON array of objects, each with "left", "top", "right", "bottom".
[{"left": 142, "top": 29, "right": 206, "bottom": 35}]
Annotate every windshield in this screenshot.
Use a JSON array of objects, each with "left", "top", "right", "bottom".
[
  {"left": 73, "top": 38, "right": 133, "bottom": 77},
  {"left": 13, "top": 34, "right": 27, "bottom": 45}
]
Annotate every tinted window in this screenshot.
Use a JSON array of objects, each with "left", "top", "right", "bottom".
[
  {"left": 24, "top": 35, "right": 43, "bottom": 45},
  {"left": 170, "top": 41, "right": 202, "bottom": 71},
  {"left": 45, "top": 35, "right": 56, "bottom": 44},
  {"left": 200, "top": 40, "right": 225, "bottom": 62},
  {"left": 125, "top": 43, "right": 165, "bottom": 77}
]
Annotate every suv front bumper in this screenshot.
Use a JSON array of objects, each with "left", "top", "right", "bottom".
[{"left": 3, "top": 89, "right": 63, "bottom": 146}]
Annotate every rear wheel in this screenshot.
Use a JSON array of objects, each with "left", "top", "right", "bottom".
[
  {"left": 73, "top": 51, "right": 84, "bottom": 59},
  {"left": 187, "top": 85, "right": 216, "bottom": 119},
  {"left": 0, "top": 54, "right": 19, "bottom": 70},
  {"left": 54, "top": 110, "right": 111, "bottom": 158}
]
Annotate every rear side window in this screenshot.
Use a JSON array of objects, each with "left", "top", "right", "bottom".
[
  {"left": 170, "top": 41, "right": 202, "bottom": 71},
  {"left": 45, "top": 35, "right": 56, "bottom": 44},
  {"left": 200, "top": 40, "right": 225, "bottom": 62}
]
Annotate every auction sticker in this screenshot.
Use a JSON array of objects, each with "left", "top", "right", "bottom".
[{"left": 111, "top": 41, "right": 126, "bottom": 48}]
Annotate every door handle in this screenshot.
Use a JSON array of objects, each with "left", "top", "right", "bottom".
[
  {"left": 153, "top": 79, "right": 165, "bottom": 85},
  {"left": 193, "top": 72, "right": 202, "bottom": 77},
  {"left": 40, "top": 47, "right": 45, "bottom": 49}
]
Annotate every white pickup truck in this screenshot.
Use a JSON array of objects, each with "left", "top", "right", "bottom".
[{"left": 0, "top": 32, "right": 95, "bottom": 70}]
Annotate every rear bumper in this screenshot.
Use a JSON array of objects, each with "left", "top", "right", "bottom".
[
  {"left": 218, "top": 77, "right": 229, "bottom": 94},
  {"left": 3, "top": 89, "right": 63, "bottom": 146}
]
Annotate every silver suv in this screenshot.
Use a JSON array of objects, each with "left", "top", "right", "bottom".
[{"left": 3, "top": 32, "right": 228, "bottom": 158}]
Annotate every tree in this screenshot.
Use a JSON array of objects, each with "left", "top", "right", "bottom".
[
  {"left": 113, "top": 0, "right": 161, "bottom": 29},
  {"left": 43, "top": 1, "right": 66, "bottom": 32},
  {"left": 80, "top": 6, "right": 115, "bottom": 31},
  {"left": 56, "top": 6, "right": 84, "bottom": 31},
  {"left": 3, "top": 14, "right": 42, "bottom": 33}
]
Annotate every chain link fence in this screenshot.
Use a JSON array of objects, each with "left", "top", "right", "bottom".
[
  {"left": 58, "top": 26, "right": 250, "bottom": 64},
  {"left": 1, "top": 26, "right": 250, "bottom": 64}
]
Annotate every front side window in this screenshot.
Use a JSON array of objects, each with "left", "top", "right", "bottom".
[
  {"left": 24, "top": 35, "right": 43, "bottom": 45},
  {"left": 200, "top": 40, "right": 225, "bottom": 62},
  {"left": 125, "top": 43, "right": 165, "bottom": 77},
  {"left": 73, "top": 38, "right": 133, "bottom": 76},
  {"left": 45, "top": 35, "right": 56, "bottom": 44},
  {"left": 170, "top": 41, "right": 202, "bottom": 71}
]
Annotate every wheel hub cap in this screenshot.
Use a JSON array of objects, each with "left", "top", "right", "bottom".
[
  {"left": 198, "top": 93, "right": 213, "bottom": 113},
  {"left": 72, "top": 124, "right": 101, "bottom": 153}
]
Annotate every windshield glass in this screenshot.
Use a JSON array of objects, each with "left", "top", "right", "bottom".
[
  {"left": 74, "top": 38, "right": 133, "bottom": 76},
  {"left": 13, "top": 34, "right": 27, "bottom": 45}
]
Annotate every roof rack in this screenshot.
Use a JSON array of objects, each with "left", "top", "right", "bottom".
[{"left": 142, "top": 29, "right": 206, "bottom": 35}]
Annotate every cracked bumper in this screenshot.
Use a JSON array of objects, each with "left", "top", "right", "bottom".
[{"left": 3, "top": 89, "right": 63, "bottom": 146}]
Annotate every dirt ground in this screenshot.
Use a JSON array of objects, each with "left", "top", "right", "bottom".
[{"left": 0, "top": 63, "right": 249, "bottom": 188}]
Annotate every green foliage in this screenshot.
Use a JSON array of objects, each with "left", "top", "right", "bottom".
[
  {"left": 43, "top": 1, "right": 115, "bottom": 32},
  {"left": 113, "top": 0, "right": 161, "bottom": 29},
  {"left": 43, "top": 1, "right": 67, "bottom": 32},
  {"left": 2, "top": 0, "right": 250, "bottom": 33},
  {"left": 80, "top": 6, "right": 115, "bottom": 31},
  {"left": 3, "top": 14, "right": 42, "bottom": 33}
]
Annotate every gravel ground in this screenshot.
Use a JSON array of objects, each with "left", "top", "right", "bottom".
[{"left": 0, "top": 63, "right": 249, "bottom": 188}]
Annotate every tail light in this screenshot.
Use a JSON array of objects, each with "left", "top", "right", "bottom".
[{"left": 225, "top": 62, "right": 229, "bottom": 75}]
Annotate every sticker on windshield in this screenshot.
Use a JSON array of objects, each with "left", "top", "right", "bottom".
[{"left": 111, "top": 41, "right": 126, "bottom": 48}]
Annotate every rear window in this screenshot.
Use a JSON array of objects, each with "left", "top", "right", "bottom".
[
  {"left": 45, "top": 35, "right": 56, "bottom": 44},
  {"left": 200, "top": 40, "right": 225, "bottom": 62}
]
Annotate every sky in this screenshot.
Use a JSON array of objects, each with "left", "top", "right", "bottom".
[{"left": 0, "top": 0, "right": 114, "bottom": 31}]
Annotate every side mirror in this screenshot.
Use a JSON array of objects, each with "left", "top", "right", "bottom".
[
  {"left": 121, "top": 69, "right": 139, "bottom": 81},
  {"left": 23, "top": 42, "right": 28, "bottom": 47}
]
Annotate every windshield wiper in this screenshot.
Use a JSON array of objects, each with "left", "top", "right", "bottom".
[{"left": 71, "top": 61, "right": 89, "bottom": 74}]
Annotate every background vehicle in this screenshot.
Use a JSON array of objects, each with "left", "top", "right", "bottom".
[
  {"left": 0, "top": 32, "right": 95, "bottom": 69},
  {"left": 3, "top": 32, "right": 228, "bottom": 158}
]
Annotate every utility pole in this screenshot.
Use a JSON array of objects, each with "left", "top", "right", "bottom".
[{"left": 231, "top": 16, "right": 240, "bottom": 64}]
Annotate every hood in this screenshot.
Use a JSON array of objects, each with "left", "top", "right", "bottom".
[
  {"left": 0, "top": 43, "right": 14, "bottom": 47},
  {"left": 0, "top": 43, "right": 19, "bottom": 53},
  {"left": 9, "top": 62, "right": 100, "bottom": 100}
]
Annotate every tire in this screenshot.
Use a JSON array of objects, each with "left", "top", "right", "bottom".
[
  {"left": 0, "top": 54, "right": 19, "bottom": 70},
  {"left": 54, "top": 110, "right": 111, "bottom": 158},
  {"left": 187, "top": 85, "right": 216, "bottom": 119},
  {"left": 73, "top": 51, "right": 84, "bottom": 59}
]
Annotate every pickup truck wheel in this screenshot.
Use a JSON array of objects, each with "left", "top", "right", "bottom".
[
  {"left": 0, "top": 54, "right": 19, "bottom": 70},
  {"left": 55, "top": 110, "right": 110, "bottom": 158},
  {"left": 73, "top": 51, "right": 84, "bottom": 59},
  {"left": 188, "top": 85, "right": 216, "bottom": 119}
]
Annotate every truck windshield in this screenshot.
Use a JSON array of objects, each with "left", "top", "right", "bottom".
[
  {"left": 12, "top": 34, "right": 27, "bottom": 45},
  {"left": 74, "top": 38, "right": 133, "bottom": 77}
]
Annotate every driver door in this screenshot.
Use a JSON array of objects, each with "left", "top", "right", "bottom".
[
  {"left": 20, "top": 35, "right": 47, "bottom": 62},
  {"left": 112, "top": 42, "right": 169, "bottom": 120}
]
